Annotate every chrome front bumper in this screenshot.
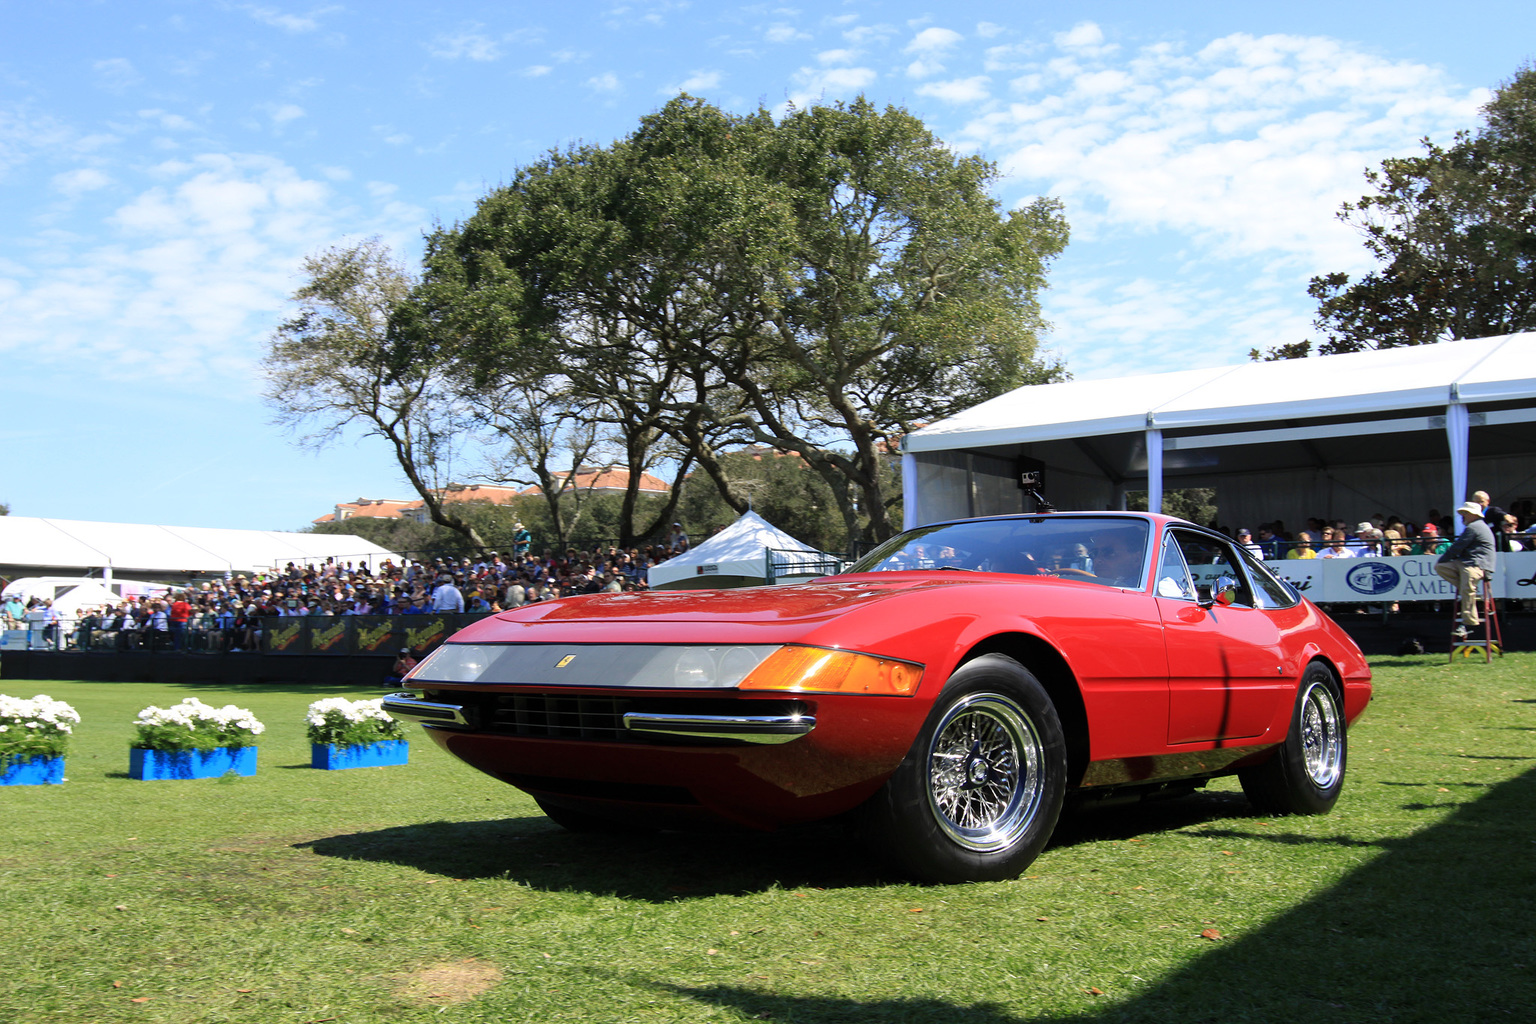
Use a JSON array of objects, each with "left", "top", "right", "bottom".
[{"left": 382, "top": 692, "right": 815, "bottom": 745}]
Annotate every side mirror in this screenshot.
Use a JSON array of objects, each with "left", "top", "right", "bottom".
[{"left": 1200, "top": 575, "right": 1238, "bottom": 609}]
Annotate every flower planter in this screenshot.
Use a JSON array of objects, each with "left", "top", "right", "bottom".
[
  {"left": 311, "top": 740, "right": 409, "bottom": 770},
  {"left": 129, "top": 746, "right": 258, "bottom": 780},
  {"left": 0, "top": 755, "right": 64, "bottom": 785}
]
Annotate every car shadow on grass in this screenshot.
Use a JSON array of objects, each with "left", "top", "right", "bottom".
[
  {"left": 297, "top": 787, "right": 1295, "bottom": 900},
  {"left": 297, "top": 816, "right": 899, "bottom": 898}
]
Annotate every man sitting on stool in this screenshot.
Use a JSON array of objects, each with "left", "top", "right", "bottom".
[{"left": 1435, "top": 501, "right": 1497, "bottom": 639}]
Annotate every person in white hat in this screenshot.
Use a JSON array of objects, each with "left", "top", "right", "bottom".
[{"left": 1434, "top": 501, "right": 1497, "bottom": 637}]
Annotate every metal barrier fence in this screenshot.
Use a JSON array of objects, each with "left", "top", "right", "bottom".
[{"left": 0, "top": 613, "right": 496, "bottom": 656}]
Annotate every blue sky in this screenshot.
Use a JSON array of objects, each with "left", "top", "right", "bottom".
[{"left": 3, "top": 1, "right": 1532, "bottom": 530}]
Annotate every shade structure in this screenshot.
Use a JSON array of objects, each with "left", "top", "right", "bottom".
[
  {"left": 0, "top": 515, "right": 400, "bottom": 582},
  {"left": 647, "top": 511, "right": 835, "bottom": 590},
  {"left": 902, "top": 332, "right": 1536, "bottom": 534}
]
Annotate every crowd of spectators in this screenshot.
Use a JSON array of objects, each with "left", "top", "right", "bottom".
[
  {"left": 7, "top": 527, "right": 695, "bottom": 654},
  {"left": 1232, "top": 492, "right": 1534, "bottom": 561}
]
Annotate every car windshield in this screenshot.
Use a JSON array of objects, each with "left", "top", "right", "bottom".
[{"left": 844, "top": 516, "right": 1152, "bottom": 589}]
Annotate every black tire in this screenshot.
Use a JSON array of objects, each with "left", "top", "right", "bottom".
[
  {"left": 861, "top": 653, "right": 1067, "bottom": 883},
  {"left": 1239, "top": 663, "right": 1347, "bottom": 815},
  {"left": 534, "top": 796, "right": 656, "bottom": 834}
]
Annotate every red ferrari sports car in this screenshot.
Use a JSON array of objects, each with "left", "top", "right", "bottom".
[{"left": 385, "top": 513, "right": 1371, "bottom": 883}]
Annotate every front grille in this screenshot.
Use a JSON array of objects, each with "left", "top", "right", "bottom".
[
  {"left": 490, "top": 694, "right": 632, "bottom": 741},
  {"left": 423, "top": 691, "right": 813, "bottom": 746}
]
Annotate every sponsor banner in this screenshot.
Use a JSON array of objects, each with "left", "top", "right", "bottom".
[
  {"left": 1262, "top": 552, "right": 1536, "bottom": 603},
  {"left": 351, "top": 615, "right": 401, "bottom": 656},
  {"left": 309, "top": 618, "right": 349, "bottom": 655},
  {"left": 260, "top": 613, "right": 496, "bottom": 656},
  {"left": 264, "top": 617, "right": 309, "bottom": 655},
  {"left": 400, "top": 615, "right": 455, "bottom": 653}
]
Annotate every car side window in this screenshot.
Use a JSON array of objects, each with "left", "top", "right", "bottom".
[
  {"left": 1237, "top": 548, "right": 1300, "bottom": 609},
  {"left": 1156, "top": 536, "right": 1195, "bottom": 599},
  {"left": 1169, "top": 531, "right": 1255, "bottom": 607}
]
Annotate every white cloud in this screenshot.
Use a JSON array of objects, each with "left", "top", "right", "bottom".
[
  {"left": 240, "top": 4, "right": 336, "bottom": 33},
  {"left": 271, "top": 104, "right": 305, "bottom": 125},
  {"left": 918, "top": 76, "right": 992, "bottom": 104},
  {"left": 522, "top": 65, "right": 553, "bottom": 78},
  {"left": 669, "top": 70, "right": 722, "bottom": 94},
  {"left": 843, "top": 23, "right": 897, "bottom": 46},
  {"left": 52, "top": 168, "right": 112, "bottom": 196},
  {"left": 587, "top": 72, "right": 623, "bottom": 93},
  {"left": 818, "top": 49, "right": 860, "bottom": 65},
  {"left": 1055, "top": 21, "right": 1113, "bottom": 56},
  {"left": 788, "top": 66, "right": 878, "bottom": 108},
  {"left": 138, "top": 109, "right": 198, "bottom": 131},
  {"left": 977, "top": 22, "right": 1006, "bottom": 40},
  {"left": 767, "top": 23, "right": 810, "bottom": 44},
  {"left": 947, "top": 30, "right": 1489, "bottom": 374},
  {"left": 430, "top": 30, "right": 503, "bottom": 62},
  {"left": 963, "top": 32, "right": 1482, "bottom": 273},
  {"left": 0, "top": 155, "right": 348, "bottom": 381},
  {"left": 906, "top": 27, "right": 963, "bottom": 54},
  {"left": 93, "top": 58, "right": 141, "bottom": 92}
]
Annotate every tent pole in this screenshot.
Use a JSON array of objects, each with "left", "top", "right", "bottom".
[
  {"left": 1446, "top": 388, "right": 1469, "bottom": 534},
  {"left": 1146, "top": 425, "right": 1164, "bottom": 515},
  {"left": 901, "top": 451, "right": 918, "bottom": 530}
]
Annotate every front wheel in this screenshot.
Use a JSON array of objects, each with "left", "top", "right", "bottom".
[
  {"left": 861, "top": 654, "right": 1067, "bottom": 883},
  {"left": 1239, "top": 663, "right": 1347, "bottom": 815}
]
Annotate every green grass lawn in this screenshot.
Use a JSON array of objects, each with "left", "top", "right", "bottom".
[{"left": 1, "top": 656, "right": 1533, "bottom": 1023}]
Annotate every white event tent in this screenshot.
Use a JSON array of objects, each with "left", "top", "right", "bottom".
[
  {"left": 0, "top": 515, "right": 400, "bottom": 584},
  {"left": 901, "top": 332, "right": 1536, "bottom": 533},
  {"left": 647, "top": 510, "right": 838, "bottom": 590}
]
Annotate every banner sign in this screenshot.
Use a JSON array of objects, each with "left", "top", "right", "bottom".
[
  {"left": 1260, "top": 552, "right": 1536, "bottom": 603},
  {"left": 309, "top": 618, "right": 349, "bottom": 655},
  {"left": 259, "top": 613, "right": 497, "bottom": 656},
  {"left": 351, "top": 616, "right": 402, "bottom": 656},
  {"left": 264, "top": 618, "right": 309, "bottom": 655}
]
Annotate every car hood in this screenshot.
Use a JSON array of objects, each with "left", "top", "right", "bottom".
[{"left": 447, "top": 572, "right": 1058, "bottom": 647}]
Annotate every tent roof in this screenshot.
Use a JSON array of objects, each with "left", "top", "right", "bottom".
[
  {"left": 905, "top": 332, "right": 1536, "bottom": 452},
  {"left": 0, "top": 516, "right": 400, "bottom": 577},
  {"left": 647, "top": 511, "right": 827, "bottom": 587}
]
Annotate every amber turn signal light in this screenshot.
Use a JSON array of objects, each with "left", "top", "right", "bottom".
[{"left": 740, "top": 646, "right": 922, "bottom": 696}]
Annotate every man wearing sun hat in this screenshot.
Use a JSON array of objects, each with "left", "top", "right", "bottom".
[{"left": 1434, "top": 501, "right": 1497, "bottom": 638}]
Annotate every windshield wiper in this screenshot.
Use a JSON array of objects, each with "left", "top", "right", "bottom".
[{"left": 934, "top": 564, "right": 980, "bottom": 572}]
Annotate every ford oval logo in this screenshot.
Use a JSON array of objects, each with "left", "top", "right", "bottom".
[{"left": 1345, "top": 561, "right": 1400, "bottom": 595}]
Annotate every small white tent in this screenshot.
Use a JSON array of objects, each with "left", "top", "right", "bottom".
[
  {"left": 49, "top": 581, "right": 126, "bottom": 618},
  {"left": 647, "top": 511, "right": 838, "bottom": 590}
]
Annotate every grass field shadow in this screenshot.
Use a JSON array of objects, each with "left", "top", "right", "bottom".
[
  {"left": 656, "top": 766, "right": 1536, "bottom": 1022},
  {"left": 298, "top": 816, "right": 893, "bottom": 897}
]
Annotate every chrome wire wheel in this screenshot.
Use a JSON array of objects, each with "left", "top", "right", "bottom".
[
  {"left": 925, "top": 692, "right": 1045, "bottom": 852},
  {"left": 1299, "top": 680, "right": 1344, "bottom": 789}
]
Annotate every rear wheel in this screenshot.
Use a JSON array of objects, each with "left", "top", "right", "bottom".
[
  {"left": 862, "top": 654, "right": 1067, "bottom": 883},
  {"left": 1239, "top": 663, "right": 1347, "bottom": 815}
]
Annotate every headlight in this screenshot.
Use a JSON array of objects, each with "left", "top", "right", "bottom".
[
  {"left": 739, "top": 646, "right": 922, "bottom": 696},
  {"left": 674, "top": 648, "right": 718, "bottom": 687},
  {"left": 404, "top": 642, "right": 919, "bottom": 694}
]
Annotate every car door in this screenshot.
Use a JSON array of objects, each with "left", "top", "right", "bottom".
[{"left": 1155, "top": 528, "right": 1287, "bottom": 744}]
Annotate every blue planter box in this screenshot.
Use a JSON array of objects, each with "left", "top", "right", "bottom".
[
  {"left": 310, "top": 740, "right": 409, "bottom": 770},
  {"left": 129, "top": 747, "right": 257, "bottom": 780},
  {"left": 0, "top": 754, "right": 64, "bottom": 785}
]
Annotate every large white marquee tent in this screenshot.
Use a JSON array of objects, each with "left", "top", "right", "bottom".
[
  {"left": 0, "top": 516, "right": 400, "bottom": 583},
  {"left": 901, "top": 332, "right": 1536, "bottom": 533}
]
